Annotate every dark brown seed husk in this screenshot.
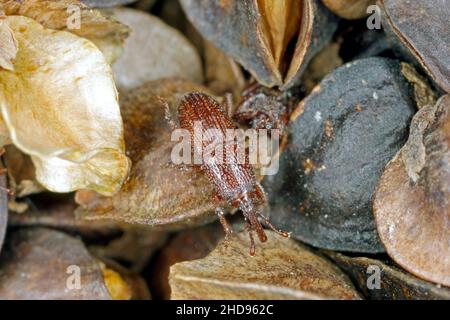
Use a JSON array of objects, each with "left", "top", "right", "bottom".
[
  {"left": 8, "top": 195, "right": 167, "bottom": 272},
  {"left": 89, "top": 225, "right": 168, "bottom": 273},
  {"left": 379, "top": 0, "right": 450, "bottom": 93},
  {"left": 338, "top": 20, "right": 390, "bottom": 61},
  {"left": 169, "top": 230, "right": 363, "bottom": 300},
  {"left": 180, "top": 0, "right": 338, "bottom": 89},
  {"left": 8, "top": 195, "right": 122, "bottom": 240},
  {"left": 0, "top": 228, "right": 112, "bottom": 299},
  {"left": 264, "top": 57, "right": 416, "bottom": 253},
  {"left": 373, "top": 95, "right": 450, "bottom": 287},
  {"left": 151, "top": 223, "right": 224, "bottom": 299},
  {"left": 322, "top": 0, "right": 376, "bottom": 20},
  {"left": 326, "top": 252, "right": 450, "bottom": 300},
  {"left": 180, "top": 0, "right": 281, "bottom": 87}
]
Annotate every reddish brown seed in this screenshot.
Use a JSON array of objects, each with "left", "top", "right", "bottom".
[{"left": 176, "top": 92, "right": 288, "bottom": 254}]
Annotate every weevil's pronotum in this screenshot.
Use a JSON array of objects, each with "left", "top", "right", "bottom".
[{"left": 163, "top": 92, "right": 289, "bottom": 255}]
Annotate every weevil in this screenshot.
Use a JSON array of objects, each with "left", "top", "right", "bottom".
[{"left": 163, "top": 92, "right": 288, "bottom": 255}]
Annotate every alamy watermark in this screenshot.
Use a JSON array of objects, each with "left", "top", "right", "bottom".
[
  {"left": 67, "top": 4, "right": 81, "bottom": 30},
  {"left": 366, "top": 5, "right": 382, "bottom": 30},
  {"left": 366, "top": 265, "right": 381, "bottom": 290},
  {"left": 66, "top": 265, "right": 81, "bottom": 290}
]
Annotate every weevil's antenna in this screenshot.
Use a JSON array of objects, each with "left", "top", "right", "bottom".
[{"left": 157, "top": 96, "right": 177, "bottom": 131}]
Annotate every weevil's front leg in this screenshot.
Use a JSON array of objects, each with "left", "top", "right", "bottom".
[{"left": 215, "top": 207, "right": 233, "bottom": 246}]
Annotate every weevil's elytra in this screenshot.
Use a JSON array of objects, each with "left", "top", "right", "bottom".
[{"left": 170, "top": 92, "right": 289, "bottom": 255}]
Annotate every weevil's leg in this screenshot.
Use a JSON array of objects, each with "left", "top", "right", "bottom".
[
  {"left": 248, "top": 211, "right": 267, "bottom": 243},
  {"left": 157, "top": 96, "right": 177, "bottom": 131},
  {"left": 244, "top": 222, "right": 256, "bottom": 256},
  {"left": 258, "top": 212, "right": 289, "bottom": 238},
  {"left": 215, "top": 207, "right": 233, "bottom": 245},
  {"left": 0, "top": 148, "right": 5, "bottom": 157},
  {"left": 255, "top": 182, "right": 268, "bottom": 205}
]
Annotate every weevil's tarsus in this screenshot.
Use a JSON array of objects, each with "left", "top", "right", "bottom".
[
  {"left": 245, "top": 222, "right": 256, "bottom": 256},
  {"left": 249, "top": 212, "right": 268, "bottom": 243},
  {"left": 258, "top": 213, "right": 289, "bottom": 238}
]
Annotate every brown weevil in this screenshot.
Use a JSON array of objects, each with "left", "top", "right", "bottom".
[{"left": 162, "top": 92, "right": 289, "bottom": 255}]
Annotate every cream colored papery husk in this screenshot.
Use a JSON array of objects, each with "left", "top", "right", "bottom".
[{"left": 0, "top": 16, "right": 130, "bottom": 195}]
